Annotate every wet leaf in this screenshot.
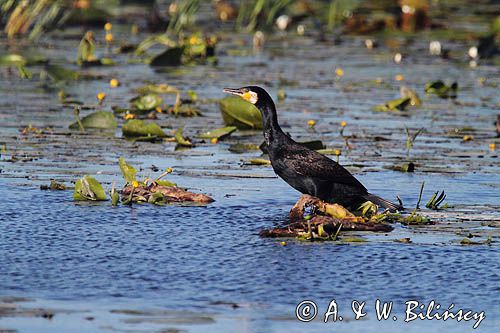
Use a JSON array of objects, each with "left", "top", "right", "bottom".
[
  {"left": 321, "top": 203, "right": 354, "bottom": 219},
  {"left": 100, "top": 58, "right": 115, "bottom": 66},
  {"left": 69, "top": 111, "right": 117, "bottom": 130},
  {"left": 341, "top": 237, "right": 367, "bottom": 243},
  {"left": 137, "top": 84, "right": 180, "bottom": 95},
  {"left": 174, "top": 127, "right": 193, "bottom": 148},
  {"left": 460, "top": 238, "right": 485, "bottom": 246},
  {"left": 111, "top": 190, "right": 120, "bottom": 206},
  {"left": 156, "top": 179, "right": 176, "bottom": 187},
  {"left": 122, "top": 119, "right": 167, "bottom": 138},
  {"left": 219, "top": 96, "right": 262, "bottom": 130},
  {"left": 118, "top": 157, "right": 137, "bottom": 184},
  {"left": 0, "top": 54, "right": 26, "bottom": 66},
  {"left": 74, "top": 175, "right": 106, "bottom": 201},
  {"left": 425, "top": 80, "right": 458, "bottom": 98},
  {"left": 400, "top": 86, "right": 421, "bottom": 106},
  {"left": 40, "top": 180, "right": 66, "bottom": 190},
  {"left": 198, "top": 126, "right": 237, "bottom": 140},
  {"left": 388, "top": 162, "right": 415, "bottom": 173},
  {"left": 228, "top": 143, "right": 260, "bottom": 153},
  {"left": 187, "top": 90, "right": 198, "bottom": 102},
  {"left": 395, "top": 238, "right": 412, "bottom": 243},
  {"left": 17, "top": 65, "right": 31, "bottom": 79},
  {"left": 148, "top": 192, "right": 166, "bottom": 205},
  {"left": 277, "top": 89, "right": 286, "bottom": 101},
  {"left": 248, "top": 158, "right": 271, "bottom": 165},
  {"left": 77, "top": 31, "right": 96, "bottom": 66},
  {"left": 130, "top": 94, "right": 163, "bottom": 111},
  {"left": 373, "top": 97, "right": 411, "bottom": 112},
  {"left": 46, "top": 64, "right": 80, "bottom": 81},
  {"left": 172, "top": 104, "right": 201, "bottom": 117},
  {"left": 426, "top": 190, "right": 447, "bottom": 210},
  {"left": 150, "top": 47, "right": 185, "bottom": 67}
]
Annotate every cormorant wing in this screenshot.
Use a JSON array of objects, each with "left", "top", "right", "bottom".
[{"left": 281, "top": 146, "right": 367, "bottom": 191}]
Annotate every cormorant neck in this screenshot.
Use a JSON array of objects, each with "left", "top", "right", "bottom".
[{"left": 255, "top": 98, "right": 284, "bottom": 145}]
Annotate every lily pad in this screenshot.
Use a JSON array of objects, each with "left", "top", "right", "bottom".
[
  {"left": 130, "top": 94, "right": 163, "bottom": 111},
  {"left": 174, "top": 127, "right": 193, "bottom": 148},
  {"left": 248, "top": 158, "right": 271, "bottom": 165},
  {"left": 69, "top": 111, "right": 117, "bottom": 130},
  {"left": 219, "top": 96, "right": 262, "bottom": 130},
  {"left": 373, "top": 97, "right": 411, "bottom": 112},
  {"left": 400, "top": 86, "right": 421, "bottom": 106},
  {"left": 0, "top": 54, "right": 26, "bottom": 66},
  {"left": 197, "top": 126, "right": 237, "bottom": 140},
  {"left": 136, "top": 83, "right": 180, "bottom": 95},
  {"left": 122, "top": 119, "right": 167, "bottom": 138},
  {"left": 341, "top": 237, "right": 367, "bottom": 243},
  {"left": 46, "top": 64, "right": 80, "bottom": 81},
  {"left": 150, "top": 47, "right": 185, "bottom": 67},
  {"left": 173, "top": 104, "right": 201, "bottom": 117},
  {"left": 228, "top": 143, "right": 260, "bottom": 153},
  {"left": 74, "top": 176, "right": 107, "bottom": 201},
  {"left": 425, "top": 80, "right": 457, "bottom": 98},
  {"left": 118, "top": 157, "right": 137, "bottom": 184}
]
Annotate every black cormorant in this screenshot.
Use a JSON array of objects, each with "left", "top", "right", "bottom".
[{"left": 223, "top": 85, "right": 402, "bottom": 211}]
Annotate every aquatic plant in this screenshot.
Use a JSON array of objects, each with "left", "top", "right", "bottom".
[
  {"left": 235, "top": 0, "right": 295, "bottom": 32},
  {"left": 167, "top": 0, "right": 200, "bottom": 34},
  {"left": 405, "top": 126, "right": 424, "bottom": 158}
]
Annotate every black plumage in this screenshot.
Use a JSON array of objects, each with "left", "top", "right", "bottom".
[{"left": 223, "top": 86, "right": 402, "bottom": 211}]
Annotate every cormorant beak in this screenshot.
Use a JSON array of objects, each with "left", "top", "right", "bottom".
[
  {"left": 223, "top": 87, "right": 257, "bottom": 104},
  {"left": 223, "top": 87, "right": 245, "bottom": 97}
]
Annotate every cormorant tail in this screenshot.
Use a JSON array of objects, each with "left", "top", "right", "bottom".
[{"left": 363, "top": 194, "right": 403, "bottom": 212}]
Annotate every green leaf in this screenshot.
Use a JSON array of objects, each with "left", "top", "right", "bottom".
[
  {"left": 156, "top": 179, "right": 176, "bottom": 187},
  {"left": 197, "top": 126, "right": 237, "bottom": 139},
  {"left": 111, "top": 191, "right": 120, "bottom": 206},
  {"left": 74, "top": 176, "right": 107, "bottom": 201},
  {"left": 16, "top": 65, "right": 31, "bottom": 79},
  {"left": 46, "top": 64, "right": 80, "bottom": 81},
  {"left": 174, "top": 127, "right": 193, "bottom": 147},
  {"left": 118, "top": 157, "right": 137, "bottom": 184},
  {"left": 425, "top": 80, "right": 457, "bottom": 98},
  {"left": 219, "top": 96, "right": 262, "bottom": 130},
  {"left": 400, "top": 86, "right": 421, "bottom": 106},
  {"left": 122, "top": 119, "right": 167, "bottom": 138},
  {"left": 100, "top": 58, "right": 115, "bottom": 66},
  {"left": 77, "top": 31, "right": 96, "bottom": 66},
  {"left": 69, "top": 111, "right": 117, "bottom": 130},
  {"left": 0, "top": 54, "right": 26, "bottom": 66},
  {"left": 228, "top": 143, "right": 260, "bottom": 153},
  {"left": 175, "top": 104, "right": 201, "bottom": 117},
  {"left": 130, "top": 94, "right": 163, "bottom": 111},
  {"left": 341, "top": 237, "right": 367, "bottom": 243},
  {"left": 148, "top": 192, "right": 165, "bottom": 205},
  {"left": 248, "top": 158, "right": 271, "bottom": 165},
  {"left": 373, "top": 97, "right": 411, "bottom": 112}
]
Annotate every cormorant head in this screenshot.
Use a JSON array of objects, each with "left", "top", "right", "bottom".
[{"left": 223, "top": 86, "right": 272, "bottom": 107}]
